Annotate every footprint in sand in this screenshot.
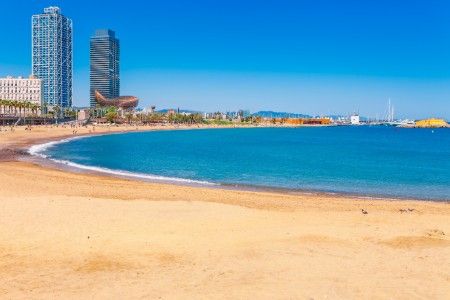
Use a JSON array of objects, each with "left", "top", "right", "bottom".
[
  {"left": 381, "top": 229, "right": 449, "bottom": 249},
  {"left": 426, "top": 229, "right": 445, "bottom": 237}
]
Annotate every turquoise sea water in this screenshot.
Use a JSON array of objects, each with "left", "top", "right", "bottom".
[{"left": 39, "top": 127, "right": 450, "bottom": 200}]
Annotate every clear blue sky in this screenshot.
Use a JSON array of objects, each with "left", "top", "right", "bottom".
[{"left": 1, "top": 0, "right": 449, "bottom": 119}]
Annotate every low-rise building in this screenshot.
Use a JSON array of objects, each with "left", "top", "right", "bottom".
[
  {"left": 350, "top": 114, "right": 360, "bottom": 125},
  {"left": 0, "top": 75, "right": 43, "bottom": 106},
  {"left": 77, "top": 109, "right": 91, "bottom": 121},
  {"left": 142, "top": 106, "right": 156, "bottom": 114}
]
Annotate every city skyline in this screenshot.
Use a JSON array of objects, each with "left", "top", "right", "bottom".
[{"left": 1, "top": 0, "right": 449, "bottom": 119}]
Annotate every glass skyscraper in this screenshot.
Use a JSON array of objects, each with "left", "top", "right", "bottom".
[
  {"left": 32, "top": 6, "right": 73, "bottom": 108},
  {"left": 90, "top": 29, "right": 120, "bottom": 107}
]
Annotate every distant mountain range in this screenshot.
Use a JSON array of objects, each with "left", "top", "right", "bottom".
[
  {"left": 157, "top": 109, "right": 201, "bottom": 114},
  {"left": 155, "top": 109, "right": 368, "bottom": 120},
  {"left": 253, "top": 112, "right": 371, "bottom": 120}
]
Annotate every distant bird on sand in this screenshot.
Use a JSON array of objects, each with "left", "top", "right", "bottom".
[{"left": 361, "top": 209, "right": 368, "bottom": 215}]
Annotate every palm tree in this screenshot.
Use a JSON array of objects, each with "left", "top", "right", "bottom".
[
  {"left": 22, "top": 102, "right": 29, "bottom": 117},
  {"left": 7, "top": 100, "right": 13, "bottom": 115},
  {"left": 29, "top": 102, "right": 34, "bottom": 116},
  {"left": 19, "top": 101, "right": 24, "bottom": 117},
  {"left": 0, "top": 99, "right": 6, "bottom": 115},
  {"left": 41, "top": 103, "right": 48, "bottom": 116},
  {"left": 125, "top": 112, "right": 133, "bottom": 124},
  {"left": 3, "top": 100, "right": 7, "bottom": 115},
  {"left": 17, "top": 101, "right": 25, "bottom": 118},
  {"left": 7, "top": 100, "right": 14, "bottom": 115},
  {"left": 29, "top": 103, "right": 39, "bottom": 116},
  {"left": 25, "top": 101, "right": 31, "bottom": 117},
  {"left": 105, "top": 106, "right": 118, "bottom": 123},
  {"left": 11, "top": 101, "right": 17, "bottom": 117},
  {"left": 53, "top": 105, "right": 61, "bottom": 124}
]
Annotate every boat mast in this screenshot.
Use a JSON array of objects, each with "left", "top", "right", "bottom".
[
  {"left": 391, "top": 105, "right": 394, "bottom": 122},
  {"left": 387, "top": 98, "right": 395, "bottom": 122}
]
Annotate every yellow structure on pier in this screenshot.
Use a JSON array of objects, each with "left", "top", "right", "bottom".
[{"left": 415, "top": 118, "right": 448, "bottom": 128}]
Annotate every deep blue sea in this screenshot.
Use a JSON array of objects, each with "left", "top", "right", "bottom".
[{"left": 36, "top": 127, "right": 450, "bottom": 200}]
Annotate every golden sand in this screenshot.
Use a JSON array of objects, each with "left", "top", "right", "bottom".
[{"left": 0, "top": 124, "right": 449, "bottom": 299}]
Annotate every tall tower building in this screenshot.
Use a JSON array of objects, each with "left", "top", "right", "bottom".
[
  {"left": 90, "top": 29, "right": 120, "bottom": 107},
  {"left": 32, "top": 6, "right": 73, "bottom": 108}
]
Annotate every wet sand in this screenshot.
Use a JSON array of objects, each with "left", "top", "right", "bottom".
[{"left": 0, "top": 124, "right": 449, "bottom": 299}]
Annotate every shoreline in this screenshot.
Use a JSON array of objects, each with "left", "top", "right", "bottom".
[
  {"left": 1, "top": 124, "right": 450, "bottom": 299},
  {"left": 17, "top": 124, "right": 449, "bottom": 203}
]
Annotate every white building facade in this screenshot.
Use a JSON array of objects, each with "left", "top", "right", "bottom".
[
  {"left": 0, "top": 76, "right": 43, "bottom": 105},
  {"left": 350, "top": 114, "right": 360, "bottom": 125}
]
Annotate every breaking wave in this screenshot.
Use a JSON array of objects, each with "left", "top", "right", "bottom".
[{"left": 28, "top": 136, "right": 217, "bottom": 186}]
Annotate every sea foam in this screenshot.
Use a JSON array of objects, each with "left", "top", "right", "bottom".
[
  {"left": 28, "top": 137, "right": 217, "bottom": 186},
  {"left": 28, "top": 136, "right": 83, "bottom": 158}
]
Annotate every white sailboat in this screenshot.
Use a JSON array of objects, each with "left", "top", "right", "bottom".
[
  {"left": 383, "top": 99, "right": 399, "bottom": 126},
  {"left": 382, "top": 99, "right": 415, "bottom": 127}
]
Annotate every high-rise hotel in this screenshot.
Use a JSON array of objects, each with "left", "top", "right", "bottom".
[
  {"left": 90, "top": 29, "right": 120, "bottom": 107},
  {"left": 32, "top": 6, "right": 73, "bottom": 108}
]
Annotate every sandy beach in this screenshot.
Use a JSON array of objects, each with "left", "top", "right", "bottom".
[{"left": 0, "top": 124, "right": 449, "bottom": 299}]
